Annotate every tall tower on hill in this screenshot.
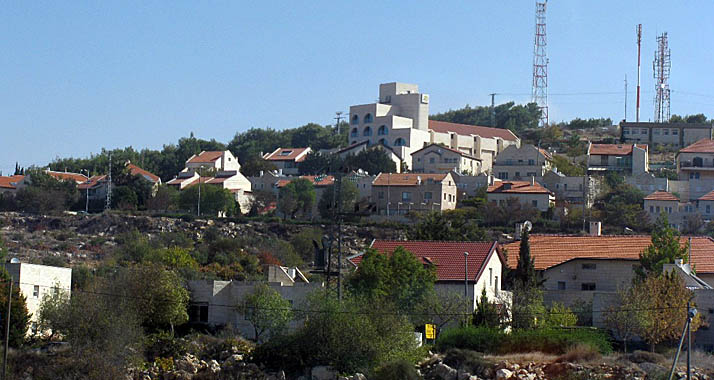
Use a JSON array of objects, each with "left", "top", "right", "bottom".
[{"left": 532, "top": 0, "right": 549, "bottom": 127}]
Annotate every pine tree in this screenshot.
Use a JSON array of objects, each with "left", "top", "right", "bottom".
[
  {"left": 637, "top": 213, "right": 689, "bottom": 279},
  {"left": 514, "top": 228, "right": 537, "bottom": 286}
]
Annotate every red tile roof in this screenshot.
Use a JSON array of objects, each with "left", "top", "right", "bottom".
[
  {"left": 699, "top": 190, "right": 714, "bottom": 201},
  {"left": 349, "top": 240, "right": 502, "bottom": 282},
  {"left": 589, "top": 144, "right": 647, "bottom": 156},
  {"left": 126, "top": 163, "right": 160, "bottom": 183},
  {"left": 187, "top": 151, "right": 223, "bottom": 164},
  {"left": 0, "top": 175, "right": 24, "bottom": 189},
  {"left": 77, "top": 175, "right": 106, "bottom": 190},
  {"left": 644, "top": 191, "right": 679, "bottom": 201},
  {"left": 373, "top": 173, "right": 449, "bottom": 186},
  {"left": 502, "top": 235, "right": 714, "bottom": 274},
  {"left": 680, "top": 139, "right": 714, "bottom": 154},
  {"left": 429, "top": 120, "right": 519, "bottom": 142},
  {"left": 263, "top": 148, "right": 311, "bottom": 162},
  {"left": 487, "top": 181, "right": 552, "bottom": 194},
  {"left": 276, "top": 175, "right": 335, "bottom": 188},
  {"left": 410, "top": 143, "right": 480, "bottom": 160},
  {"left": 46, "top": 171, "right": 88, "bottom": 183}
]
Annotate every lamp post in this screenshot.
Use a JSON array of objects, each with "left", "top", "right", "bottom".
[{"left": 464, "top": 251, "right": 469, "bottom": 326}]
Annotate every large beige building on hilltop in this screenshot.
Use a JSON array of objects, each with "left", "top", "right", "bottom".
[{"left": 348, "top": 82, "right": 520, "bottom": 171}]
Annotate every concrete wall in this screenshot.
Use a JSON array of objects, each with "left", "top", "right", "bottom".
[
  {"left": 632, "top": 146, "right": 649, "bottom": 174},
  {"left": 542, "top": 259, "right": 637, "bottom": 306},
  {"left": 487, "top": 192, "right": 554, "bottom": 212}
]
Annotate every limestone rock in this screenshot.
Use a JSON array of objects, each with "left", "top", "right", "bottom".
[
  {"left": 496, "top": 368, "right": 513, "bottom": 380},
  {"left": 432, "top": 363, "right": 458, "bottom": 380}
]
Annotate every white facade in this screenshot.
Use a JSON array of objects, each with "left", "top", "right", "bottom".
[
  {"left": 492, "top": 144, "right": 552, "bottom": 180},
  {"left": 411, "top": 144, "right": 482, "bottom": 175},
  {"left": 3, "top": 262, "right": 72, "bottom": 334}
]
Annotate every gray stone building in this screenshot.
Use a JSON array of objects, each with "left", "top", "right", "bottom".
[{"left": 621, "top": 121, "right": 713, "bottom": 148}]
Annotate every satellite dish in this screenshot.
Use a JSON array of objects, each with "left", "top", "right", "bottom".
[
  {"left": 523, "top": 221, "right": 533, "bottom": 232},
  {"left": 10, "top": 258, "right": 20, "bottom": 264}
]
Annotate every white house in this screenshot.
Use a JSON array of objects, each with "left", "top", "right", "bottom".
[{"left": 263, "top": 148, "right": 312, "bottom": 176}]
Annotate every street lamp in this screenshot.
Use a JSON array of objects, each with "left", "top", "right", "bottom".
[{"left": 464, "top": 251, "right": 469, "bottom": 325}]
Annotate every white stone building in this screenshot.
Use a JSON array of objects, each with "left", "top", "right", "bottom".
[
  {"left": 677, "top": 139, "right": 714, "bottom": 181},
  {"left": 491, "top": 144, "right": 552, "bottom": 181},
  {"left": 3, "top": 261, "right": 72, "bottom": 335},
  {"left": 621, "top": 121, "right": 713, "bottom": 148},
  {"left": 587, "top": 143, "right": 649, "bottom": 175},
  {"left": 487, "top": 180, "right": 555, "bottom": 212},
  {"left": 262, "top": 148, "right": 312, "bottom": 176},
  {"left": 411, "top": 144, "right": 482, "bottom": 175}
]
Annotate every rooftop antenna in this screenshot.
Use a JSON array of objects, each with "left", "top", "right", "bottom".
[
  {"left": 532, "top": 0, "right": 549, "bottom": 127},
  {"left": 653, "top": 32, "right": 671, "bottom": 123}
]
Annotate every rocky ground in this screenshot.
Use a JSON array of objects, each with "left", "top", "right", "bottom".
[{"left": 0, "top": 212, "right": 408, "bottom": 267}]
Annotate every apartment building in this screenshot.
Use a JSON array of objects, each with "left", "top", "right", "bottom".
[
  {"left": 371, "top": 173, "right": 457, "bottom": 216},
  {"left": 621, "top": 121, "right": 713, "bottom": 148},
  {"left": 586, "top": 143, "right": 648, "bottom": 174},
  {"left": 677, "top": 139, "right": 714, "bottom": 181},
  {"left": 491, "top": 144, "right": 552, "bottom": 181},
  {"left": 411, "top": 144, "right": 482, "bottom": 175}
]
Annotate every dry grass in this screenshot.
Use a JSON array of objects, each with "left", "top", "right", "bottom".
[
  {"left": 555, "top": 344, "right": 602, "bottom": 364},
  {"left": 483, "top": 351, "right": 558, "bottom": 364}
]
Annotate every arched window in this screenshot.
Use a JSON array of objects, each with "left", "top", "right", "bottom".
[
  {"left": 351, "top": 115, "right": 359, "bottom": 125},
  {"left": 378, "top": 125, "right": 388, "bottom": 135},
  {"left": 350, "top": 128, "right": 358, "bottom": 137},
  {"left": 378, "top": 138, "right": 388, "bottom": 146},
  {"left": 394, "top": 138, "right": 406, "bottom": 146},
  {"left": 363, "top": 126, "right": 372, "bottom": 136},
  {"left": 364, "top": 113, "right": 373, "bottom": 123}
]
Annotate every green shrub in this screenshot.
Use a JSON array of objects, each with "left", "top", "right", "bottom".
[
  {"left": 502, "top": 329, "right": 612, "bottom": 355},
  {"left": 373, "top": 359, "right": 420, "bottom": 380},
  {"left": 435, "top": 326, "right": 505, "bottom": 353},
  {"left": 144, "top": 331, "right": 188, "bottom": 362},
  {"left": 442, "top": 348, "right": 493, "bottom": 375}
]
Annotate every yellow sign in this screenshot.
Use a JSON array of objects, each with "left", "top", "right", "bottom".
[{"left": 425, "top": 324, "right": 436, "bottom": 340}]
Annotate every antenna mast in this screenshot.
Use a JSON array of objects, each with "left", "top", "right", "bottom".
[
  {"left": 532, "top": 0, "right": 549, "bottom": 127},
  {"left": 636, "top": 24, "right": 642, "bottom": 122},
  {"left": 105, "top": 153, "right": 112, "bottom": 210},
  {"left": 653, "top": 32, "right": 671, "bottom": 123}
]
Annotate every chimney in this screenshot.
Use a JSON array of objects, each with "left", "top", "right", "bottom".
[
  {"left": 589, "top": 221, "right": 602, "bottom": 236},
  {"left": 515, "top": 223, "right": 523, "bottom": 240},
  {"left": 531, "top": 176, "right": 535, "bottom": 186},
  {"left": 288, "top": 267, "right": 297, "bottom": 280},
  {"left": 259, "top": 170, "right": 264, "bottom": 177}
]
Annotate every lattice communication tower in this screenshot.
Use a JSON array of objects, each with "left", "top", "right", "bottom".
[
  {"left": 532, "top": 0, "right": 549, "bottom": 127},
  {"left": 653, "top": 32, "right": 671, "bottom": 123}
]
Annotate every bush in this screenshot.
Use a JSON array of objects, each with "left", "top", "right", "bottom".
[
  {"left": 502, "top": 329, "right": 612, "bottom": 355},
  {"left": 144, "top": 331, "right": 188, "bottom": 361},
  {"left": 435, "top": 326, "right": 505, "bottom": 353},
  {"left": 626, "top": 350, "right": 666, "bottom": 364},
  {"left": 555, "top": 343, "right": 602, "bottom": 363},
  {"left": 373, "top": 359, "right": 420, "bottom": 380},
  {"left": 442, "top": 348, "right": 493, "bottom": 376}
]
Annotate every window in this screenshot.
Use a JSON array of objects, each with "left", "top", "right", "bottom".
[
  {"left": 429, "top": 157, "right": 435, "bottom": 164},
  {"left": 363, "top": 126, "right": 372, "bottom": 136},
  {"left": 707, "top": 205, "right": 711, "bottom": 214},
  {"left": 424, "top": 192, "right": 432, "bottom": 200},
  {"left": 654, "top": 129, "right": 660, "bottom": 135},
  {"left": 401, "top": 192, "right": 412, "bottom": 201},
  {"left": 498, "top": 172, "right": 508, "bottom": 180},
  {"left": 394, "top": 138, "right": 406, "bottom": 146},
  {"left": 33, "top": 285, "right": 39, "bottom": 298},
  {"left": 378, "top": 138, "right": 387, "bottom": 146},
  {"left": 557, "top": 281, "right": 566, "bottom": 290},
  {"left": 672, "top": 129, "right": 679, "bottom": 135},
  {"left": 641, "top": 129, "right": 648, "bottom": 134},
  {"left": 378, "top": 125, "right": 388, "bottom": 135},
  {"left": 581, "top": 283, "right": 596, "bottom": 291},
  {"left": 664, "top": 129, "right": 669, "bottom": 135},
  {"left": 515, "top": 171, "right": 521, "bottom": 178},
  {"left": 350, "top": 128, "right": 358, "bottom": 137},
  {"left": 495, "top": 276, "right": 499, "bottom": 291},
  {"left": 656, "top": 206, "right": 660, "bottom": 213},
  {"left": 378, "top": 191, "right": 384, "bottom": 199},
  {"left": 279, "top": 150, "right": 292, "bottom": 156},
  {"left": 624, "top": 129, "right": 630, "bottom": 135},
  {"left": 364, "top": 113, "right": 373, "bottom": 123},
  {"left": 188, "top": 303, "right": 209, "bottom": 323},
  {"left": 532, "top": 200, "right": 538, "bottom": 207},
  {"left": 444, "top": 193, "right": 447, "bottom": 200},
  {"left": 528, "top": 159, "right": 535, "bottom": 165},
  {"left": 650, "top": 206, "right": 654, "bottom": 213},
  {"left": 582, "top": 263, "right": 596, "bottom": 270},
  {"left": 489, "top": 268, "right": 493, "bottom": 285}
]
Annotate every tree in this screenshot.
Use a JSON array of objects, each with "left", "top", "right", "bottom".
[
  {"left": 145, "top": 246, "right": 198, "bottom": 271},
  {"left": 347, "top": 247, "right": 436, "bottom": 314},
  {"left": 512, "top": 229, "right": 538, "bottom": 287},
  {"left": 603, "top": 286, "right": 644, "bottom": 353},
  {"left": 637, "top": 213, "right": 688, "bottom": 279},
  {"left": 37, "top": 288, "right": 70, "bottom": 340},
  {"left": 472, "top": 288, "right": 503, "bottom": 328},
  {"left": 16, "top": 168, "right": 79, "bottom": 213},
  {"left": 409, "top": 211, "right": 486, "bottom": 241},
  {"left": 318, "top": 179, "right": 359, "bottom": 220},
  {"left": 238, "top": 283, "right": 293, "bottom": 343},
  {"left": 631, "top": 273, "right": 701, "bottom": 351},
  {"left": 278, "top": 178, "right": 315, "bottom": 219},
  {"left": 299, "top": 152, "right": 337, "bottom": 175},
  {"left": 551, "top": 154, "right": 585, "bottom": 176},
  {"left": 415, "top": 291, "right": 470, "bottom": 331},
  {"left": 178, "top": 184, "right": 236, "bottom": 216},
  {"left": 249, "top": 189, "right": 277, "bottom": 216},
  {"left": 146, "top": 185, "right": 179, "bottom": 212},
  {"left": 343, "top": 148, "right": 397, "bottom": 175},
  {"left": 544, "top": 302, "right": 577, "bottom": 328},
  {"left": 0, "top": 280, "right": 30, "bottom": 347}
]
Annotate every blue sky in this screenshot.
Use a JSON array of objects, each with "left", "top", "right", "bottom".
[{"left": 3, "top": 1, "right": 714, "bottom": 175}]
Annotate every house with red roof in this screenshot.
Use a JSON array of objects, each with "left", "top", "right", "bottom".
[
  {"left": 0, "top": 175, "right": 26, "bottom": 194},
  {"left": 348, "top": 240, "right": 506, "bottom": 311},
  {"left": 677, "top": 139, "right": 714, "bottom": 181},
  {"left": 587, "top": 143, "right": 649, "bottom": 174},
  {"left": 167, "top": 150, "right": 252, "bottom": 213},
  {"left": 411, "top": 143, "right": 482, "bottom": 175},
  {"left": 348, "top": 82, "right": 520, "bottom": 171},
  {"left": 371, "top": 172, "right": 457, "bottom": 216},
  {"left": 262, "top": 147, "right": 312, "bottom": 175},
  {"left": 45, "top": 170, "right": 88, "bottom": 184},
  {"left": 487, "top": 180, "right": 554, "bottom": 212},
  {"left": 491, "top": 144, "right": 553, "bottom": 181}
]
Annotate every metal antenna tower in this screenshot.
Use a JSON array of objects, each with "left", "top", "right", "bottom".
[
  {"left": 532, "top": 0, "right": 549, "bottom": 127},
  {"left": 653, "top": 32, "right": 671, "bottom": 123},
  {"left": 636, "top": 24, "right": 642, "bottom": 122},
  {"left": 105, "top": 153, "right": 112, "bottom": 210}
]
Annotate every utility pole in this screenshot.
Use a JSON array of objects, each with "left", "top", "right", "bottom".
[
  {"left": 105, "top": 153, "right": 112, "bottom": 211},
  {"left": 334, "top": 112, "right": 344, "bottom": 136},
  {"left": 489, "top": 93, "right": 497, "bottom": 127},
  {"left": 2, "top": 281, "right": 11, "bottom": 380},
  {"left": 636, "top": 24, "right": 642, "bottom": 122},
  {"left": 624, "top": 75, "right": 628, "bottom": 121},
  {"left": 197, "top": 168, "right": 202, "bottom": 216}
]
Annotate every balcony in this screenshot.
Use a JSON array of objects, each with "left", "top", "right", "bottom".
[{"left": 679, "top": 160, "right": 714, "bottom": 170}]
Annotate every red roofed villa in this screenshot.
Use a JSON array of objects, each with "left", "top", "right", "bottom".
[
  {"left": 587, "top": 143, "right": 649, "bottom": 174},
  {"left": 487, "top": 180, "right": 554, "bottom": 212},
  {"left": 263, "top": 148, "right": 312, "bottom": 175},
  {"left": 349, "top": 240, "right": 506, "bottom": 310}
]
